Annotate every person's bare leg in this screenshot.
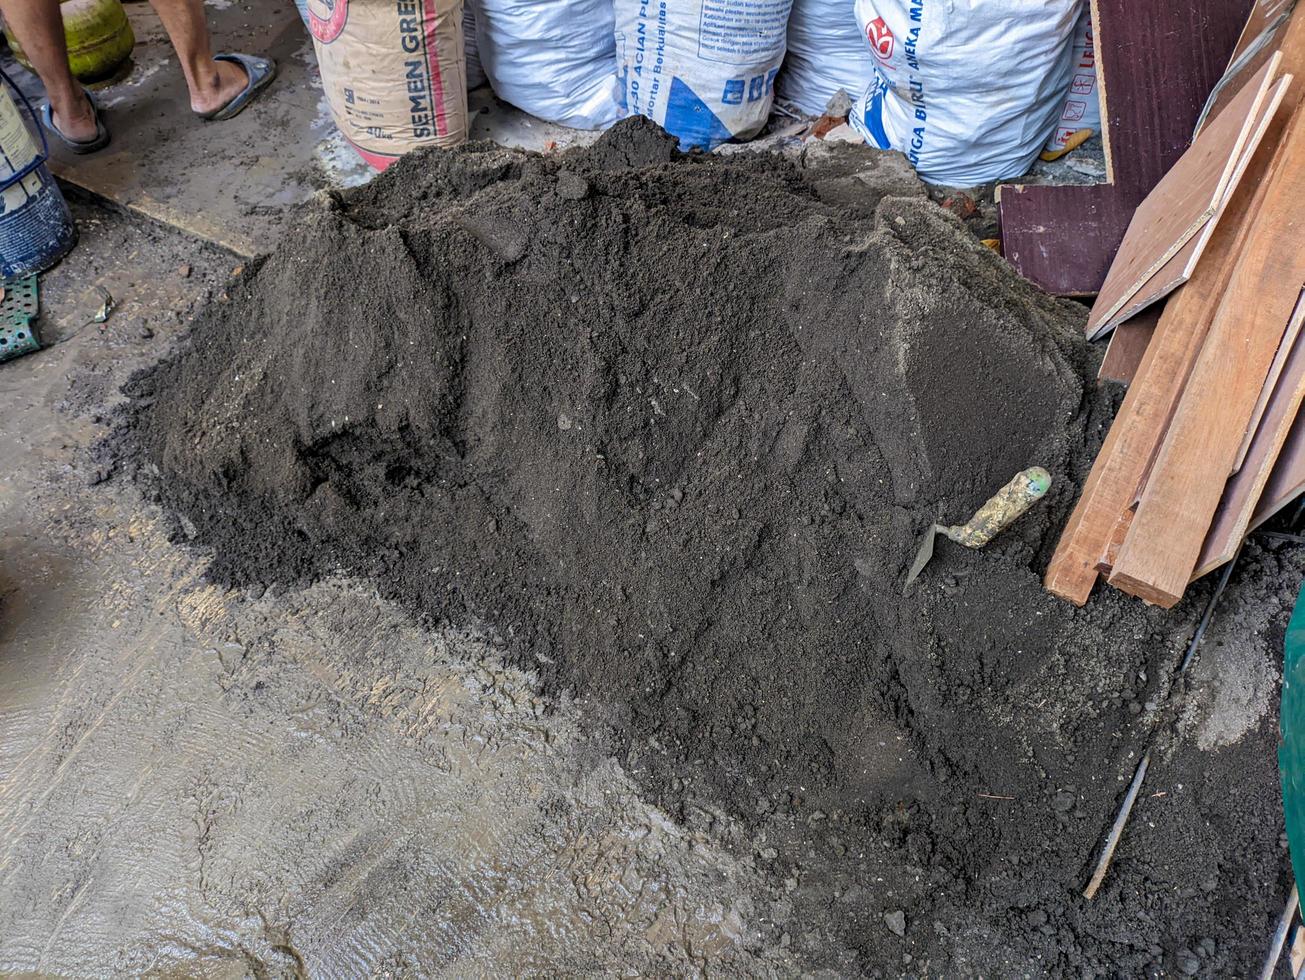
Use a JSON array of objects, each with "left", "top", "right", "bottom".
[
  {"left": 0, "top": 0, "right": 97, "bottom": 140},
  {"left": 145, "top": 0, "right": 248, "bottom": 115}
]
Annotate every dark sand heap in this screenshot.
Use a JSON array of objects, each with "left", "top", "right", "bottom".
[{"left": 121, "top": 119, "right": 1293, "bottom": 974}]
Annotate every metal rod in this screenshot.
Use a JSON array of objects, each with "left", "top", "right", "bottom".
[
  {"left": 1259, "top": 884, "right": 1299, "bottom": 980},
  {"left": 1258, "top": 531, "right": 1305, "bottom": 546},
  {"left": 1179, "top": 545, "right": 1241, "bottom": 675},
  {"left": 1084, "top": 548, "right": 1239, "bottom": 900},
  {"left": 1083, "top": 752, "right": 1150, "bottom": 900}
]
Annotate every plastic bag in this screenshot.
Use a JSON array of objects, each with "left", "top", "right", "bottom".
[
  {"left": 1042, "top": 6, "right": 1100, "bottom": 158},
  {"left": 469, "top": 0, "right": 620, "bottom": 129},
  {"left": 778, "top": 0, "right": 874, "bottom": 116},
  {"left": 615, "top": 0, "right": 795, "bottom": 151},
  {"left": 850, "top": 0, "right": 1080, "bottom": 185},
  {"left": 465, "top": 5, "right": 486, "bottom": 90}
]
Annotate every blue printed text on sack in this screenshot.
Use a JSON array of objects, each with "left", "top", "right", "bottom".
[
  {"left": 906, "top": 0, "right": 926, "bottom": 162},
  {"left": 628, "top": 0, "right": 669, "bottom": 114}
]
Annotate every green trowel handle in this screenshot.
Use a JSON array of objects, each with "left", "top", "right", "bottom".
[{"left": 941, "top": 466, "right": 1051, "bottom": 549}]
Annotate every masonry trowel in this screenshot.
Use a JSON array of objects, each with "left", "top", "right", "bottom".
[{"left": 904, "top": 466, "right": 1052, "bottom": 591}]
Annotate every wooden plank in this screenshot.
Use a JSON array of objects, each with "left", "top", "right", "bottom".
[
  {"left": 1045, "top": 246, "right": 1238, "bottom": 601},
  {"left": 1192, "top": 292, "right": 1305, "bottom": 579},
  {"left": 1099, "top": 305, "right": 1161, "bottom": 384},
  {"left": 1044, "top": 98, "right": 1299, "bottom": 603},
  {"left": 998, "top": 0, "right": 1254, "bottom": 296},
  {"left": 1253, "top": 398, "right": 1305, "bottom": 529},
  {"left": 1045, "top": 7, "right": 1305, "bottom": 605},
  {"left": 1090, "top": 72, "right": 1291, "bottom": 338},
  {"left": 1096, "top": 506, "right": 1133, "bottom": 574},
  {"left": 1236, "top": 288, "right": 1305, "bottom": 472},
  {"left": 1122, "top": 85, "right": 1294, "bottom": 506},
  {"left": 1108, "top": 102, "right": 1305, "bottom": 607},
  {"left": 1085, "top": 57, "right": 1283, "bottom": 340}
]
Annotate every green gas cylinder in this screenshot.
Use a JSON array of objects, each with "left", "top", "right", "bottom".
[{"left": 4, "top": 0, "right": 135, "bottom": 83}]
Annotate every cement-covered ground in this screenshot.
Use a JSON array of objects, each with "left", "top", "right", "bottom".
[{"left": 0, "top": 202, "right": 788, "bottom": 975}]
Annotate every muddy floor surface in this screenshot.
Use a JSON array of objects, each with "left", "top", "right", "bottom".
[{"left": 108, "top": 121, "right": 1304, "bottom": 974}]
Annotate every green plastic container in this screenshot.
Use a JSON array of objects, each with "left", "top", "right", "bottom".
[{"left": 1281, "top": 583, "right": 1305, "bottom": 889}]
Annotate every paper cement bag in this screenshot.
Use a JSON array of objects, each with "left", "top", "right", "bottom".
[{"left": 310, "top": 0, "right": 468, "bottom": 169}]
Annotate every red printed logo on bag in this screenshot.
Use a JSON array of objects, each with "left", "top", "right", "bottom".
[
  {"left": 1061, "top": 100, "right": 1087, "bottom": 122},
  {"left": 866, "top": 17, "right": 895, "bottom": 61},
  {"left": 308, "top": 0, "right": 348, "bottom": 43}
]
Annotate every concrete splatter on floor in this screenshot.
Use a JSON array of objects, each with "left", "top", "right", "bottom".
[{"left": 1, "top": 527, "right": 779, "bottom": 974}]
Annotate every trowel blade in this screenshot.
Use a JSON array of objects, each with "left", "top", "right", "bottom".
[{"left": 904, "top": 525, "right": 940, "bottom": 591}]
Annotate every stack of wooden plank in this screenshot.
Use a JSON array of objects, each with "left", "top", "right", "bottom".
[{"left": 1045, "top": 2, "right": 1305, "bottom": 608}]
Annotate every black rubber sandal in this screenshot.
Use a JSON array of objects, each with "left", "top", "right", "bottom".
[{"left": 40, "top": 88, "right": 109, "bottom": 154}]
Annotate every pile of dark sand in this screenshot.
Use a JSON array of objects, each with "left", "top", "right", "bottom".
[{"left": 121, "top": 119, "right": 1291, "bottom": 974}]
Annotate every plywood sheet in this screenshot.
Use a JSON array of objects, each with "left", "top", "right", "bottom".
[
  {"left": 1086, "top": 68, "right": 1290, "bottom": 339},
  {"left": 1201, "top": 0, "right": 1296, "bottom": 129},
  {"left": 1085, "top": 58, "right": 1284, "bottom": 340},
  {"left": 1230, "top": 0, "right": 1296, "bottom": 66},
  {"left": 1106, "top": 75, "right": 1288, "bottom": 330}
]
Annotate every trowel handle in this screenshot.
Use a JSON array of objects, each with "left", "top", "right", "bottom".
[{"left": 942, "top": 466, "right": 1051, "bottom": 549}]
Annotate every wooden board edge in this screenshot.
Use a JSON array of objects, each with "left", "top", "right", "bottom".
[
  {"left": 1088, "top": 0, "right": 1116, "bottom": 185},
  {"left": 1085, "top": 213, "right": 1213, "bottom": 341},
  {"left": 1191, "top": 290, "right": 1305, "bottom": 579},
  {"left": 1235, "top": 287, "right": 1305, "bottom": 471},
  {"left": 1099, "top": 307, "right": 1162, "bottom": 384},
  {"left": 1107, "top": 73, "right": 1293, "bottom": 332}
]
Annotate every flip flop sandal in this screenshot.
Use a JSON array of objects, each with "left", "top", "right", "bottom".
[
  {"left": 200, "top": 53, "right": 277, "bottom": 122},
  {"left": 40, "top": 88, "right": 110, "bottom": 154}
]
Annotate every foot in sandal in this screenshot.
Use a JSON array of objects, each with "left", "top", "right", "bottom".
[
  {"left": 41, "top": 88, "right": 110, "bottom": 154},
  {"left": 191, "top": 53, "right": 277, "bottom": 121}
]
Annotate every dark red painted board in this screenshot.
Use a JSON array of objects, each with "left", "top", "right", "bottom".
[{"left": 998, "top": 0, "right": 1255, "bottom": 296}]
